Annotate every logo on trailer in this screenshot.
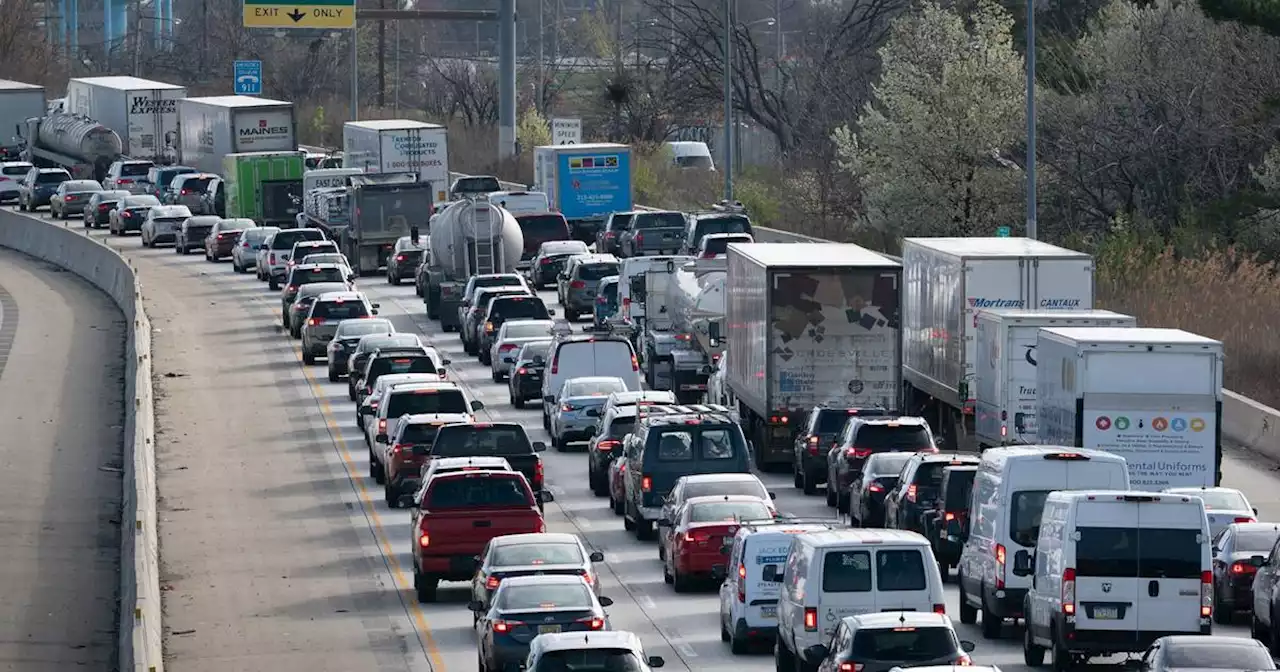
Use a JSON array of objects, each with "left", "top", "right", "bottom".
[
  {"left": 1095, "top": 416, "right": 1111, "bottom": 430},
  {"left": 1190, "top": 418, "right": 1206, "bottom": 432},
  {"left": 1024, "top": 345, "right": 1037, "bottom": 366},
  {"left": 1115, "top": 416, "right": 1130, "bottom": 430},
  {"left": 1152, "top": 417, "right": 1169, "bottom": 432},
  {"left": 1039, "top": 298, "right": 1083, "bottom": 309},
  {"left": 967, "top": 298, "right": 1025, "bottom": 309},
  {"left": 1171, "top": 417, "right": 1188, "bottom": 432}
]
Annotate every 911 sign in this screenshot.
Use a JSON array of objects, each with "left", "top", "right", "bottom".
[{"left": 551, "top": 118, "right": 581, "bottom": 145}]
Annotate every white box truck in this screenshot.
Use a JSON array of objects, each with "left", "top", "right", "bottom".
[
  {"left": 974, "top": 309, "right": 1136, "bottom": 448},
  {"left": 0, "top": 80, "right": 44, "bottom": 159},
  {"left": 65, "top": 76, "right": 186, "bottom": 162},
  {"left": 177, "top": 96, "right": 297, "bottom": 175},
  {"left": 901, "top": 237, "right": 1094, "bottom": 451},
  {"left": 1036, "top": 327, "right": 1224, "bottom": 489},
  {"left": 342, "top": 119, "right": 449, "bottom": 202}
]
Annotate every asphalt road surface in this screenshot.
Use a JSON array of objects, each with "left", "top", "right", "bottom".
[
  {"left": 0, "top": 246, "right": 124, "bottom": 671},
  {"left": 12, "top": 206, "right": 1280, "bottom": 672}
]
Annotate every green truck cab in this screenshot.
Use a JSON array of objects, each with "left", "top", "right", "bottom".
[{"left": 223, "top": 151, "right": 306, "bottom": 226}]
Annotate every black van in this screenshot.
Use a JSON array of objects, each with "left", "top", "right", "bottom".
[{"left": 620, "top": 404, "right": 752, "bottom": 540}]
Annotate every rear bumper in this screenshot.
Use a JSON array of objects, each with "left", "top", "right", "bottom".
[
  {"left": 151, "top": 232, "right": 177, "bottom": 243},
  {"left": 984, "top": 586, "right": 1027, "bottom": 619},
  {"left": 302, "top": 334, "right": 333, "bottom": 355},
  {"left": 675, "top": 552, "right": 729, "bottom": 577},
  {"left": 61, "top": 203, "right": 87, "bottom": 214},
  {"left": 211, "top": 242, "right": 237, "bottom": 256},
  {"left": 513, "top": 377, "right": 542, "bottom": 400},
  {"left": 419, "top": 553, "right": 485, "bottom": 581},
  {"left": 1061, "top": 625, "right": 1211, "bottom": 654}
]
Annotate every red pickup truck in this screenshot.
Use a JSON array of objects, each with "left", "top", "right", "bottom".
[{"left": 409, "top": 469, "right": 551, "bottom": 603}]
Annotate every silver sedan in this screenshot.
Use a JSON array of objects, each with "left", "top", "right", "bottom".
[
  {"left": 488, "top": 320, "right": 554, "bottom": 382},
  {"left": 549, "top": 376, "right": 629, "bottom": 451}
]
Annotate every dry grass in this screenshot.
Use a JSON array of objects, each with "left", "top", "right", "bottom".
[{"left": 1096, "top": 246, "right": 1280, "bottom": 406}]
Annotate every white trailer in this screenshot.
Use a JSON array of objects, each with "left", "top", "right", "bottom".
[
  {"left": 0, "top": 80, "right": 44, "bottom": 157},
  {"left": 177, "top": 96, "right": 296, "bottom": 175},
  {"left": 65, "top": 76, "right": 186, "bottom": 162},
  {"left": 1037, "top": 326, "right": 1224, "bottom": 489},
  {"left": 974, "top": 309, "right": 1136, "bottom": 448},
  {"left": 342, "top": 119, "right": 449, "bottom": 203},
  {"left": 900, "top": 237, "right": 1094, "bottom": 450}
]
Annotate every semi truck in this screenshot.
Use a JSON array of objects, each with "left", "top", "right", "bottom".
[
  {"left": 901, "top": 237, "right": 1095, "bottom": 451},
  {"left": 723, "top": 243, "right": 903, "bottom": 468},
  {"left": 342, "top": 120, "right": 449, "bottom": 203},
  {"left": 424, "top": 197, "right": 523, "bottom": 327},
  {"left": 1036, "top": 327, "right": 1224, "bottom": 489},
  {"left": 178, "top": 96, "right": 297, "bottom": 175},
  {"left": 20, "top": 115, "right": 122, "bottom": 181},
  {"left": 222, "top": 151, "right": 306, "bottom": 226},
  {"left": 636, "top": 258, "right": 725, "bottom": 402},
  {"left": 64, "top": 76, "right": 185, "bottom": 162},
  {"left": 0, "top": 80, "right": 45, "bottom": 160},
  {"left": 973, "top": 309, "right": 1136, "bottom": 448},
  {"left": 309, "top": 172, "right": 433, "bottom": 276},
  {"left": 533, "top": 143, "right": 632, "bottom": 243}
]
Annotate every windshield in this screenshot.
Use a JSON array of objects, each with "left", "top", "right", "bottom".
[
  {"left": 504, "top": 323, "right": 551, "bottom": 339},
  {"left": 1164, "top": 644, "right": 1273, "bottom": 669},
  {"left": 868, "top": 453, "right": 913, "bottom": 477},
  {"left": 432, "top": 427, "right": 533, "bottom": 457},
  {"left": 850, "top": 626, "right": 957, "bottom": 661},
  {"left": 675, "top": 155, "right": 714, "bottom": 170},
  {"left": 497, "top": 583, "right": 592, "bottom": 610},
  {"left": 179, "top": 176, "right": 214, "bottom": 192},
  {"left": 519, "top": 215, "right": 569, "bottom": 239},
  {"left": 493, "top": 543, "right": 583, "bottom": 566},
  {"left": 292, "top": 267, "right": 347, "bottom": 285},
  {"left": 490, "top": 298, "right": 549, "bottom": 321},
  {"left": 1237, "top": 528, "right": 1280, "bottom": 553},
  {"left": 337, "top": 321, "right": 393, "bottom": 338},
  {"left": 853, "top": 424, "right": 934, "bottom": 451},
  {"left": 36, "top": 172, "right": 69, "bottom": 184},
  {"left": 568, "top": 379, "right": 627, "bottom": 397},
  {"left": 814, "top": 411, "right": 853, "bottom": 435},
  {"left": 400, "top": 423, "right": 443, "bottom": 447},
  {"left": 519, "top": 343, "right": 552, "bottom": 363},
  {"left": 685, "top": 480, "right": 768, "bottom": 501},
  {"left": 120, "top": 163, "right": 150, "bottom": 177},
  {"left": 426, "top": 475, "right": 532, "bottom": 509},
  {"left": 534, "top": 649, "right": 645, "bottom": 672},
  {"left": 386, "top": 388, "right": 468, "bottom": 415},
  {"left": 312, "top": 300, "right": 369, "bottom": 319},
  {"left": 579, "top": 263, "right": 618, "bottom": 281},
  {"left": 1197, "top": 491, "right": 1249, "bottom": 510},
  {"left": 633, "top": 212, "right": 684, "bottom": 229},
  {"left": 690, "top": 501, "right": 771, "bottom": 522},
  {"left": 66, "top": 181, "right": 102, "bottom": 192}
]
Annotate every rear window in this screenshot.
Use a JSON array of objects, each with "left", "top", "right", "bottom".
[
  {"left": 293, "top": 267, "right": 347, "bottom": 284},
  {"left": 37, "top": 172, "right": 69, "bottom": 184},
  {"left": 426, "top": 474, "right": 532, "bottom": 509},
  {"left": 703, "top": 236, "right": 751, "bottom": 255},
  {"left": 850, "top": 626, "right": 957, "bottom": 661},
  {"left": 813, "top": 410, "right": 853, "bottom": 435},
  {"left": 568, "top": 379, "right": 627, "bottom": 397},
  {"left": 854, "top": 424, "right": 934, "bottom": 451},
  {"left": 690, "top": 501, "right": 771, "bottom": 522},
  {"left": 1198, "top": 491, "right": 1249, "bottom": 511},
  {"left": 695, "top": 215, "right": 751, "bottom": 238},
  {"left": 372, "top": 355, "right": 437, "bottom": 375},
  {"left": 943, "top": 471, "right": 976, "bottom": 509},
  {"left": 490, "top": 297, "right": 549, "bottom": 321},
  {"left": 913, "top": 462, "right": 956, "bottom": 492},
  {"left": 1076, "top": 527, "right": 1204, "bottom": 578},
  {"left": 493, "top": 543, "right": 583, "bottom": 566},
  {"left": 504, "top": 323, "right": 551, "bottom": 339},
  {"left": 633, "top": 212, "right": 685, "bottom": 229},
  {"left": 876, "top": 549, "right": 927, "bottom": 591},
  {"left": 519, "top": 215, "right": 569, "bottom": 239},
  {"left": 607, "top": 417, "right": 636, "bottom": 438},
  {"left": 245, "top": 229, "right": 274, "bottom": 243},
  {"left": 822, "top": 550, "right": 872, "bottom": 592},
  {"left": 868, "top": 453, "right": 913, "bottom": 477},
  {"left": 533, "top": 649, "right": 644, "bottom": 672},
  {"left": 298, "top": 242, "right": 339, "bottom": 255},
  {"left": 519, "top": 343, "right": 552, "bottom": 363},
  {"left": 578, "top": 263, "right": 619, "bottom": 281},
  {"left": 432, "top": 426, "right": 533, "bottom": 458},
  {"left": 497, "top": 583, "right": 592, "bottom": 610},
  {"left": 653, "top": 428, "right": 738, "bottom": 461},
  {"left": 156, "top": 169, "right": 193, "bottom": 187},
  {"left": 609, "top": 213, "right": 634, "bottom": 231},
  {"left": 120, "top": 163, "right": 150, "bottom": 177},
  {"left": 472, "top": 277, "right": 523, "bottom": 294},
  {"left": 180, "top": 177, "right": 214, "bottom": 192},
  {"left": 1164, "top": 644, "right": 1272, "bottom": 669},
  {"left": 685, "top": 480, "right": 768, "bottom": 501},
  {"left": 1237, "top": 528, "right": 1280, "bottom": 553},
  {"left": 601, "top": 282, "right": 618, "bottom": 302},
  {"left": 273, "top": 229, "right": 324, "bottom": 249},
  {"left": 553, "top": 340, "right": 634, "bottom": 371},
  {"left": 386, "top": 388, "right": 468, "bottom": 415},
  {"left": 1010, "top": 490, "right": 1050, "bottom": 547},
  {"left": 337, "top": 321, "right": 392, "bottom": 338},
  {"left": 312, "top": 300, "right": 369, "bottom": 319},
  {"left": 67, "top": 181, "right": 101, "bottom": 192},
  {"left": 2, "top": 165, "right": 29, "bottom": 176},
  {"left": 400, "top": 423, "right": 443, "bottom": 447}
]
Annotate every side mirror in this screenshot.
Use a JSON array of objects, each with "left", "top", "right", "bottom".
[
  {"left": 768, "top": 492, "right": 777, "bottom": 500},
  {"left": 375, "top": 433, "right": 388, "bottom": 444},
  {"left": 1251, "top": 555, "right": 1267, "bottom": 567},
  {"left": 467, "top": 600, "right": 485, "bottom": 613},
  {"left": 471, "top": 400, "right": 486, "bottom": 411},
  {"left": 1011, "top": 549, "right": 1034, "bottom": 577},
  {"left": 371, "top": 309, "right": 379, "bottom": 315},
  {"left": 442, "top": 359, "right": 452, "bottom": 366},
  {"left": 599, "top": 596, "right": 614, "bottom": 607},
  {"left": 647, "top": 656, "right": 665, "bottom": 668},
  {"left": 547, "top": 308, "right": 557, "bottom": 316},
  {"left": 543, "top": 395, "right": 556, "bottom": 403},
  {"left": 589, "top": 551, "right": 605, "bottom": 562},
  {"left": 532, "top": 355, "right": 546, "bottom": 366},
  {"left": 532, "top": 441, "right": 548, "bottom": 452},
  {"left": 372, "top": 303, "right": 381, "bottom": 309},
  {"left": 803, "top": 645, "right": 828, "bottom": 662},
  {"left": 657, "top": 517, "right": 672, "bottom": 527},
  {"left": 960, "top": 641, "right": 976, "bottom": 653},
  {"left": 538, "top": 489, "right": 556, "bottom": 503},
  {"left": 707, "top": 321, "right": 722, "bottom": 346}
]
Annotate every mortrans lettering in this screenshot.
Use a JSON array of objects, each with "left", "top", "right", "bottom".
[{"left": 968, "top": 298, "right": 1024, "bottom": 309}]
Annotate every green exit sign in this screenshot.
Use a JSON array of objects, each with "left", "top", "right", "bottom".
[{"left": 996, "top": 226, "right": 1011, "bottom": 238}]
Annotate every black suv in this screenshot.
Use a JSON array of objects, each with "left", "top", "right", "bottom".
[
  {"left": 508, "top": 340, "right": 551, "bottom": 409},
  {"left": 587, "top": 405, "right": 639, "bottom": 496},
  {"left": 792, "top": 407, "right": 893, "bottom": 496},
  {"left": 882, "top": 453, "right": 981, "bottom": 534},
  {"left": 477, "top": 295, "right": 553, "bottom": 364},
  {"left": 620, "top": 404, "right": 750, "bottom": 540},
  {"left": 920, "top": 465, "right": 976, "bottom": 577},
  {"left": 826, "top": 416, "right": 936, "bottom": 513},
  {"left": 387, "top": 235, "right": 426, "bottom": 285}
]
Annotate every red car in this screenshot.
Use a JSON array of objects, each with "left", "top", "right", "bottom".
[
  {"left": 409, "top": 469, "right": 551, "bottom": 603},
  {"left": 658, "top": 495, "right": 775, "bottom": 592}
]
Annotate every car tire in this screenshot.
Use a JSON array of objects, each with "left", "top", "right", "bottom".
[
  {"left": 372, "top": 459, "right": 385, "bottom": 485},
  {"left": 1024, "top": 616, "right": 1046, "bottom": 667},
  {"left": 635, "top": 518, "right": 654, "bottom": 541},
  {"left": 1252, "top": 612, "right": 1266, "bottom": 641},
  {"left": 385, "top": 481, "right": 399, "bottom": 508},
  {"left": 512, "top": 395, "right": 523, "bottom": 410},
  {"left": 491, "top": 369, "right": 502, "bottom": 383},
  {"left": 414, "top": 569, "right": 438, "bottom": 603},
  {"left": 348, "top": 385, "right": 357, "bottom": 402},
  {"left": 981, "top": 601, "right": 1002, "bottom": 639},
  {"left": 302, "top": 351, "right": 316, "bottom": 365},
  {"left": 328, "top": 368, "right": 339, "bottom": 383},
  {"left": 672, "top": 565, "right": 692, "bottom": 593},
  {"left": 826, "top": 484, "right": 838, "bottom": 507},
  {"left": 837, "top": 492, "right": 850, "bottom": 515},
  {"left": 1050, "top": 628, "right": 1071, "bottom": 672},
  {"left": 729, "top": 622, "right": 749, "bottom": 655},
  {"left": 268, "top": 277, "right": 279, "bottom": 290},
  {"left": 388, "top": 273, "right": 400, "bottom": 286},
  {"left": 613, "top": 493, "right": 625, "bottom": 516},
  {"left": 802, "top": 470, "right": 819, "bottom": 496},
  {"left": 177, "top": 242, "right": 185, "bottom": 254},
  {"left": 958, "top": 581, "right": 978, "bottom": 624},
  {"left": 774, "top": 639, "right": 795, "bottom": 672},
  {"left": 663, "top": 560, "right": 674, "bottom": 585}
]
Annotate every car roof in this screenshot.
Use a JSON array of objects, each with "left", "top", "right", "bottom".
[
  {"left": 374, "top": 373, "right": 437, "bottom": 388},
  {"left": 847, "top": 612, "right": 952, "bottom": 629},
  {"left": 541, "top": 240, "right": 589, "bottom": 252},
  {"left": 683, "top": 494, "right": 769, "bottom": 507},
  {"left": 532, "top": 631, "right": 644, "bottom": 653},
  {"left": 185, "top": 215, "right": 220, "bottom": 223},
  {"left": 609, "top": 390, "right": 676, "bottom": 404},
  {"left": 295, "top": 239, "right": 334, "bottom": 247},
  {"left": 297, "top": 282, "right": 349, "bottom": 297},
  {"left": 401, "top": 412, "right": 471, "bottom": 423},
  {"left": 492, "top": 532, "right": 582, "bottom": 547},
  {"left": 1156, "top": 635, "right": 1264, "bottom": 648},
  {"left": 503, "top": 319, "right": 553, "bottom": 328},
  {"left": 38, "top": 167, "right": 70, "bottom": 173},
  {"left": 430, "top": 456, "right": 511, "bottom": 468},
  {"left": 1227, "top": 522, "right": 1280, "bottom": 534},
  {"left": 387, "top": 382, "right": 461, "bottom": 395},
  {"left": 1166, "top": 486, "right": 1244, "bottom": 495},
  {"left": 638, "top": 404, "right": 738, "bottom": 427},
  {"left": 152, "top": 205, "right": 191, "bottom": 216},
  {"left": 797, "top": 528, "right": 932, "bottom": 548},
  {"left": 293, "top": 263, "right": 345, "bottom": 271},
  {"left": 65, "top": 180, "right": 101, "bottom": 189},
  {"left": 852, "top": 415, "right": 928, "bottom": 426},
  {"left": 571, "top": 253, "right": 619, "bottom": 265}
]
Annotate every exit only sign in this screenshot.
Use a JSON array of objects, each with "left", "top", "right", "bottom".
[{"left": 242, "top": 0, "right": 355, "bottom": 29}]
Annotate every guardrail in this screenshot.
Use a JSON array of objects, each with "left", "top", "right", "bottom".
[
  {"left": 0, "top": 212, "right": 162, "bottom": 672},
  {"left": 450, "top": 170, "right": 1280, "bottom": 464}
]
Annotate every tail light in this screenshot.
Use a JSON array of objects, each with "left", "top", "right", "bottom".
[
  {"left": 485, "top": 322, "right": 494, "bottom": 333},
  {"left": 1202, "top": 570, "right": 1213, "bottom": 617},
  {"left": 769, "top": 414, "right": 790, "bottom": 424},
  {"left": 485, "top": 575, "right": 501, "bottom": 589},
  {"left": 597, "top": 296, "right": 607, "bottom": 305},
  {"left": 579, "top": 570, "right": 594, "bottom": 586},
  {"left": 286, "top": 285, "right": 299, "bottom": 293},
  {"left": 597, "top": 440, "right": 620, "bottom": 452},
  {"left": 516, "top": 367, "right": 528, "bottom": 375},
  {"left": 308, "top": 318, "right": 321, "bottom": 327},
  {"left": 955, "top": 655, "right": 972, "bottom": 666},
  {"left": 737, "top": 564, "right": 746, "bottom": 602},
  {"left": 377, "top": 419, "right": 387, "bottom": 435},
  {"left": 269, "top": 253, "right": 277, "bottom": 265},
  {"left": 634, "top": 233, "right": 644, "bottom": 244},
  {"left": 1062, "top": 568, "right": 1076, "bottom": 615},
  {"left": 641, "top": 475, "right": 652, "bottom": 492},
  {"left": 561, "top": 403, "right": 577, "bottom": 412},
  {"left": 365, "top": 386, "right": 373, "bottom": 395},
  {"left": 700, "top": 252, "right": 715, "bottom": 259},
  {"left": 906, "top": 484, "right": 918, "bottom": 502},
  {"left": 534, "top": 460, "right": 544, "bottom": 489},
  {"left": 683, "top": 529, "right": 713, "bottom": 543},
  {"left": 117, "top": 178, "right": 133, "bottom": 184},
  {"left": 1236, "top": 517, "right": 1258, "bottom": 523},
  {"left": 579, "top": 617, "right": 605, "bottom": 630},
  {"left": 838, "top": 664, "right": 863, "bottom": 672},
  {"left": 241, "top": 241, "right": 250, "bottom": 247},
  {"left": 551, "top": 354, "right": 559, "bottom": 374},
  {"left": 98, "top": 204, "right": 110, "bottom": 211},
  {"left": 945, "top": 512, "right": 956, "bottom": 522},
  {"left": 933, "top": 603, "right": 946, "bottom": 615},
  {"left": 570, "top": 280, "right": 586, "bottom": 289},
  {"left": 181, "top": 189, "right": 190, "bottom": 195},
  {"left": 605, "top": 231, "right": 616, "bottom": 239},
  {"left": 122, "top": 211, "right": 132, "bottom": 218},
  {"left": 396, "top": 255, "right": 405, "bottom": 261},
  {"left": 868, "top": 483, "right": 884, "bottom": 493},
  {"left": 540, "top": 257, "right": 552, "bottom": 265},
  {"left": 418, "top": 530, "right": 431, "bottom": 547},
  {"left": 845, "top": 446, "right": 872, "bottom": 459},
  {"left": 630, "top": 352, "right": 639, "bottom": 371},
  {"left": 995, "top": 543, "right": 1006, "bottom": 590},
  {"left": 803, "top": 607, "right": 818, "bottom": 631},
  {"left": 391, "top": 444, "right": 405, "bottom": 456},
  {"left": 493, "top": 620, "right": 515, "bottom": 633},
  {"left": 806, "top": 435, "right": 819, "bottom": 456},
  {"left": 1231, "top": 562, "right": 1257, "bottom": 575}
]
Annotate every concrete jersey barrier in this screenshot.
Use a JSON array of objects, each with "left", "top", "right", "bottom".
[
  {"left": 0, "top": 211, "right": 162, "bottom": 672},
  {"left": 450, "top": 171, "right": 1280, "bottom": 464}
]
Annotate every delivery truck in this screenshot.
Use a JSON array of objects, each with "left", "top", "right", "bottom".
[
  {"left": 973, "top": 309, "right": 1136, "bottom": 448},
  {"left": 342, "top": 119, "right": 449, "bottom": 202},
  {"left": 901, "top": 237, "right": 1094, "bottom": 451},
  {"left": 533, "top": 143, "right": 633, "bottom": 243},
  {"left": 177, "top": 96, "right": 297, "bottom": 175},
  {"left": 723, "top": 242, "right": 902, "bottom": 467},
  {"left": 0, "top": 80, "right": 44, "bottom": 159},
  {"left": 65, "top": 76, "right": 185, "bottom": 162},
  {"left": 1036, "top": 327, "right": 1224, "bottom": 489},
  {"left": 223, "top": 151, "right": 306, "bottom": 226}
]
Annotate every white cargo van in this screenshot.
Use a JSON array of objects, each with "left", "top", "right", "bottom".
[
  {"left": 775, "top": 529, "right": 946, "bottom": 672},
  {"left": 489, "top": 190, "right": 550, "bottom": 216},
  {"left": 540, "top": 329, "right": 643, "bottom": 429},
  {"left": 717, "top": 519, "right": 842, "bottom": 653},
  {"left": 1022, "top": 490, "right": 1211, "bottom": 667},
  {"left": 957, "top": 446, "right": 1129, "bottom": 640}
]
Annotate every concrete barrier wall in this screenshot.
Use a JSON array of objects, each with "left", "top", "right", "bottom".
[
  {"left": 454, "top": 171, "right": 1280, "bottom": 462},
  {"left": 0, "top": 211, "right": 162, "bottom": 672}
]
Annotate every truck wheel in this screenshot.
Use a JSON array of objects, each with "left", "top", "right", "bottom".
[
  {"left": 414, "top": 569, "right": 439, "bottom": 603},
  {"left": 426, "top": 292, "right": 439, "bottom": 320},
  {"left": 1023, "top": 619, "right": 1046, "bottom": 667},
  {"left": 388, "top": 271, "right": 399, "bottom": 286},
  {"left": 269, "top": 277, "right": 279, "bottom": 290}
]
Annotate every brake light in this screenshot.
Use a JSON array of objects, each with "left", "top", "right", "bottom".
[
  {"left": 906, "top": 484, "right": 918, "bottom": 503},
  {"left": 579, "top": 617, "right": 605, "bottom": 630},
  {"left": 570, "top": 280, "right": 586, "bottom": 289},
  {"left": 396, "top": 255, "right": 405, "bottom": 261},
  {"left": 500, "top": 343, "right": 519, "bottom": 351},
  {"left": 486, "top": 575, "right": 501, "bottom": 589},
  {"left": 117, "top": 178, "right": 133, "bottom": 184},
  {"left": 597, "top": 296, "right": 607, "bottom": 304},
  {"left": 1236, "top": 517, "right": 1258, "bottom": 523},
  {"left": 287, "top": 285, "right": 299, "bottom": 293},
  {"left": 933, "top": 603, "right": 946, "bottom": 615},
  {"left": 540, "top": 257, "right": 552, "bottom": 265},
  {"left": 868, "top": 483, "right": 884, "bottom": 493},
  {"left": 605, "top": 231, "right": 616, "bottom": 239},
  {"left": 635, "top": 232, "right": 644, "bottom": 244},
  {"left": 683, "top": 529, "right": 713, "bottom": 543},
  {"left": 579, "top": 570, "right": 594, "bottom": 586},
  {"left": 391, "top": 444, "right": 405, "bottom": 456},
  {"left": 534, "top": 460, "right": 544, "bottom": 489},
  {"left": 308, "top": 318, "right": 320, "bottom": 327},
  {"left": 561, "top": 403, "right": 577, "bottom": 413},
  {"left": 180, "top": 189, "right": 190, "bottom": 195},
  {"left": 1231, "top": 562, "right": 1257, "bottom": 575},
  {"left": 377, "top": 419, "right": 386, "bottom": 435},
  {"left": 269, "top": 253, "right": 277, "bottom": 264},
  {"left": 630, "top": 352, "right": 639, "bottom": 371},
  {"left": 838, "top": 664, "right": 863, "bottom": 672},
  {"left": 242, "top": 241, "right": 249, "bottom": 247},
  {"left": 769, "top": 414, "right": 790, "bottom": 424},
  {"left": 516, "top": 367, "right": 528, "bottom": 375},
  {"left": 945, "top": 512, "right": 956, "bottom": 522},
  {"left": 597, "top": 440, "right": 620, "bottom": 452},
  {"left": 955, "top": 655, "right": 972, "bottom": 666},
  {"left": 551, "top": 353, "right": 559, "bottom": 374},
  {"left": 737, "top": 563, "right": 746, "bottom": 602},
  {"left": 493, "top": 620, "right": 513, "bottom": 633},
  {"left": 98, "top": 204, "right": 110, "bottom": 211},
  {"left": 641, "top": 475, "right": 652, "bottom": 492},
  {"left": 122, "top": 211, "right": 132, "bottom": 218},
  {"left": 1202, "top": 570, "right": 1213, "bottom": 617},
  {"left": 845, "top": 446, "right": 871, "bottom": 459},
  {"left": 806, "top": 435, "right": 819, "bottom": 456},
  {"left": 995, "top": 543, "right": 1006, "bottom": 590},
  {"left": 418, "top": 532, "right": 430, "bottom": 547},
  {"left": 485, "top": 322, "right": 494, "bottom": 333},
  {"left": 803, "top": 607, "right": 818, "bottom": 631},
  {"left": 1062, "top": 567, "right": 1076, "bottom": 615}
]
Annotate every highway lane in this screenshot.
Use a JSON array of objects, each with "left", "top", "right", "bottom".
[
  {"left": 0, "top": 247, "right": 124, "bottom": 671},
  {"left": 15, "top": 206, "right": 1275, "bottom": 672}
]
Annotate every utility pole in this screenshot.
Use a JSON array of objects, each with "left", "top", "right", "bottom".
[
  {"left": 537, "top": 0, "right": 544, "bottom": 114},
  {"left": 350, "top": 24, "right": 359, "bottom": 120},
  {"left": 722, "top": 0, "right": 734, "bottom": 200},
  {"left": 201, "top": 0, "right": 208, "bottom": 75},
  {"left": 1025, "top": 0, "right": 1038, "bottom": 239},
  {"left": 498, "top": 0, "right": 516, "bottom": 159},
  {"left": 377, "top": 0, "right": 386, "bottom": 108}
]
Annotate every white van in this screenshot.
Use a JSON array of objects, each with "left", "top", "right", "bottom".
[
  {"left": 1022, "top": 490, "right": 1211, "bottom": 667},
  {"left": 717, "top": 520, "right": 843, "bottom": 654},
  {"left": 776, "top": 529, "right": 946, "bottom": 672},
  {"left": 540, "top": 330, "right": 643, "bottom": 429},
  {"left": 489, "top": 190, "right": 550, "bottom": 216},
  {"left": 664, "top": 141, "right": 716, "bottom": 171},
  {"left": 957, "top": 446, "right": 1129, "bottom": 640}
]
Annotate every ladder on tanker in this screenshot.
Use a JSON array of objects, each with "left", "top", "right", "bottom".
[{"left": 465, "top": 194, "right": 501, "bottom": 276}]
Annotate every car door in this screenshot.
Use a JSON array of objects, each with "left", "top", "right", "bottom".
[
  {"left": 1253, "top": 538, "right": 1280, "bottom": 626},
  {"left": 660, "top": 481, "right": 685, "bottom": 553},
  {"left": 883, "top": 459, "right": 916, "bottom": 528}
]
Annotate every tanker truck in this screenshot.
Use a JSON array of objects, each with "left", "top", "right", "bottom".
[
  {"left": 425, "top": 196, "right": 524, "bottom": 330},
  {"left": 20, "top": 114, "right": 123, "bottom": 181}
]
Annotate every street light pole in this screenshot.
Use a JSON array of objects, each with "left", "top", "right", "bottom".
[
  {"left": 1025, "top": 0, "right": 1038, "bottom": 239},
  {"left": 722, "top": 0, "right": 734, "bottom": 200},
  {"left": 537, "top": 0, "right": 544, "bottom": 114},
  {"left": 351, "top": 25, "right": 359, "bottom": 121}
]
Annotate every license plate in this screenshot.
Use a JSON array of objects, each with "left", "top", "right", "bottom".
[
  {"left": 538, "top": 624, "right": 561, "bottom": 634},
  {"left": 1093, "top": 607, "right": 1119, "bottom": 620},
  {"left": 760, "top": 606, "right": 777, "bottom": 619}
]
